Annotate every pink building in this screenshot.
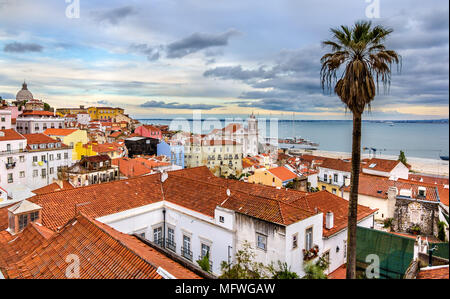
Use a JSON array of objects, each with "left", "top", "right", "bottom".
[{"left": 134, "top": 125, "right": 162, "bottom": 140}]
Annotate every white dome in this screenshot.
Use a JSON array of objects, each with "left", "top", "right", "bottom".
[{"left": 16, "top": 82, "right": 34, "bottom": 102}]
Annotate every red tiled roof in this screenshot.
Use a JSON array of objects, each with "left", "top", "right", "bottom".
[
  {"left": 112, "top": 157, "right": 169, "bottom": 178},
  {"left": 0, "top": 129, "right": 25, "bottom": 141},
  {"left": 416, "top": 266, "right": 449, "bottom": 279},
  {"left": 342, "top": 175, "right": 440, "bottom": 202},
  {"left": 23, "top": 133, "right": 58, "bottom": 145},
  {"left": 268, "top": 167, "right": 297, "bottom": 181},
  {"left": 327, "top": 264, "right": 346, "bottom": 279},
  {"left": 319, "top": 158, "right": 352, "bottom": 173},
  {"left": 362, "top": 158, "right": 404, "bottom": 173},
  {"left": 409, "top": 174, "right": 449, "bottom": 186},
  {"left": 288, "top": 191, "right": 377, "bottom": 237},
  {"left": 21, "top": 111, "right": 58, "bottom": 117},
  {"left": 43, "top": 128, "right": 77, "bottom": 136},
  {"left": 438, "top": 187, "right": 449, "bottom": 207},
  {"left": 0, "top": 215, "right": 169, "bottom": 279}
]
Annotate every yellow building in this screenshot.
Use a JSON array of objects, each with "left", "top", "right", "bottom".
[
  {"left": 56, "top": 106, "right": 88, "bottom": 116},
  {"left": 87, "top": 107, "right": 125, "bottom": 120},
  {"left": 43, "top": 128, "right": 89, "bottom": 160},
  {"left": 248, "top": 166, "right": 297, "bottom": 188},
  {"left": 74, "top": 142, "right": 97, "bottom": 160}
]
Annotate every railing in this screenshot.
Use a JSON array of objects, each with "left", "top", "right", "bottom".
[
  {"left": 166, "top": 238, "right": 176, "bottom": 252},
  {"left": 5, "top": 162, "right": 16, "bottom": 169},
  {"left": 181, "top": 246, "right": 193, "bottom": 261},
  {"left": 154, "top": 238, "right": 164, "bottom": 247},
  {"left": 0, "top": 149, "right": 25, "bottom": 156}
]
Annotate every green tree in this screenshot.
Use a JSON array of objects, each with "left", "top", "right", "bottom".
[
  {"left": 43, "top": 102, "right": 51, "bottom": 111},
  {"left": 398, "top": 150, "right": 407, "bottom": 165},
  {"left": 196, "top": 252, "right": 211, "bottom": 273},
  {"left": 268, "top": 261, "right": 299, "bottom": 279},
  {"left": 220, "top": 241, "right": 268, "bottom": 279},
  {"left": 321, "top": 21, "right": 400, "bottom": 278},
  {"left": 438, "top": 221, "right": 447, "bottom": 242}
]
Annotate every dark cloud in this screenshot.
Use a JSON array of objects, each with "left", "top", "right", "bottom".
[
  {"left": 203, "top": 9, "right": 449, "bottom": 113},
  {"left": 140, "top": 100, "right": 222, "bottom": 110},
  {"left": 93, "top": 6, "right": 136, "bottom": 25},
  {"left": 166, "top": 29, "right": 239, "bottom": 58},
  {"left": 129, "top": 44, "right": 162, "bottom": 61},
  {"left": 3, "top": 42, "right": 43, "bottom": 53}
]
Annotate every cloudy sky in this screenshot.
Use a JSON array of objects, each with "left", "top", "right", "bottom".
[{"left": 0, "top": 0, "right": 448, "bottom": 119}]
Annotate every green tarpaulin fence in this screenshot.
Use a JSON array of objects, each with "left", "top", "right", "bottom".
[
  {"left": 429, "top": 242, "right": 449, "bottom": 260},
  {"left": 356, "top": 227, "right": 415, "bottom": 279}
]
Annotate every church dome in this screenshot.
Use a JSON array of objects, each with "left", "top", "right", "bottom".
[{"left": 16, "top": 82, "right": 34, "bottom": 102}]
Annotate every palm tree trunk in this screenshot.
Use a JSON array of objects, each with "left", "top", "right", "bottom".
[{"left": 346, "top": 112, "right": 362, "bottom": 279}]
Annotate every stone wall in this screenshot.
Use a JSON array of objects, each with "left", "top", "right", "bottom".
[{"left": 393, "top": 198, "right": 439, "bottom": 237}]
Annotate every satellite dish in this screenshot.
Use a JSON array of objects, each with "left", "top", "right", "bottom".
[{"left": 226, "top": 188, "right": 231, "bottom": 197}]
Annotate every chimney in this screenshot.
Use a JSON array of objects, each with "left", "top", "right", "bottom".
[
  {"left": 326, "top": 211, "right": 334, "bottom": 229},
  {"left": 387, "top": 186, "right": 398, "bottom": 219},
  {"left": 161, "top": 171, "right": 168, "bottom": 183},
  {"left": 344, "top": 177, "right": 350, "bottom": 187}
]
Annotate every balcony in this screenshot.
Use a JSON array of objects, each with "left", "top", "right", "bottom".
[
  {"left": 154, "top": 238, "right": 164, "bottom": 247},
  {"left": 166, "top": 238, "right": 176, "bottom": 252},
  {"left": 181, "top": 246, "right": 193, "bottom": 261},
  {"left": 5, "top": 162, "right": 16, "bottom": 169}
]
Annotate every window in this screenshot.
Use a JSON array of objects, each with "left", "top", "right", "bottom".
[
  {"left": 19, "top": 214, "right": 29, "bottom": 230},
  {"left": 41, "top": 155, "right": 46, "bottom": 162},
  {"left": 256, "top": 233, "right": 267, "bottom": 250},
  {"left": 219, "top": 216, "right": 225, "bottom": 223},
  {"left": 167, "top": 228, "right": 175, "bottom": 250},
  {"left": 333, "top": 174, "right": 338, "bottom": 183},
  {"left": 30, "top": 211, "right": 39, "bottom": 222},
  {"left": 292, "top": 234, "right": 298, "bottom": 249},
  {"left": 7, "top": 173, "right": 13, "bottom": 183},
  {"left": 201, "top": 243, "right": 210, "bottom": 258},
  {"left": 41, "top": 169, "right": 46, "bottom": 178},
  {"left": 332, "top": 188, "right": 337, "bottom": 195},
  {"left": 57, "top": 153, "right": 61, "bottom": 160},
  {"left": 33, "top": 156, "right": 38, "bottom": 163},
  {"left": 305, "top": 227, "right": 313, "bottom": 250},
  {"left": 33, "top": 170, "right": 38, "bottom": 177},
  {"left": 322, "top": 186, "right": 326, "bottom": 191},
  {"left": 20, "top": 156, "right": 25, "bottom": 163},
  {"left": 20, "top": 171, "right": 25, "bottom": 178},
  {"left": 49, "top": 167, "right": 54, "bottom": 175},
  {"left": 153, "top": 227, "right": 162, "bottom": 245},
  {"left": 6, "top": 144, "right": 11, "bottom": 152},
  {"left": 49, "top": 154, "right": 54, "bottom": 161},
  {"left": 182, "top": 235, "right": 192, "bottom": 260},
  {"left": 323, "top": 174, "right": 327, "bottom": 182},
  {"left": 64, "top": 152, "right": 69, "bottom": 159}
]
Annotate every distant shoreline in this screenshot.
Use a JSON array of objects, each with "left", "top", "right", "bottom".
[
  {"left": 135, "top": 118, "right": 449, "bottom": 124},
  {"left": 299, "top": 149, "right": 449, "bottom": 177}
]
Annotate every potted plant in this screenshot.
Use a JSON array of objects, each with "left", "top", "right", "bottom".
[
  {"left": 383, "top": 218, "right": 394, "bottom": 232},
  {"left": 409, "top": 224, "right": 421, "bottom": 235},
  {"left": 303, "top": 245, "right": 320, "bottom": 261}
]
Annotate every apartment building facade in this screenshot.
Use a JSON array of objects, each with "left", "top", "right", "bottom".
[{"left": 16, "top": 111, "right": 65, "bottom": 134}]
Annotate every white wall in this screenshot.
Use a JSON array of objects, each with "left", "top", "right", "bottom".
[
  {"left": 97, "top": 201, "right": 235, "bottom": 276},
  {"left": 318, "top": 167, "right": 350, "bottom": 187},
  {"left": 343, "top": 191, "right": 387, "bottom": 220},
  {"left": 322, "top": 215, "right": 374, "bottom": 274}
]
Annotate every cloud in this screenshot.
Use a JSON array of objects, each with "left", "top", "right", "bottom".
[
  {"left": 166, "top": 29, "right": 240, "bottom": 58},
  {"left": 129, "top": 44, "right": 162, "bottom": 61},
  {"left": 92, "top": 6, "right": 136, "bottom": 25},
  {"left": 3, "top": 42, "right": 43, "bottom": 53},
  {"left": 140, "top": 100, "right": 222, "bottom": 110},
  {"left": 96, "top": 100, "right": 113, "bottom": 106}
]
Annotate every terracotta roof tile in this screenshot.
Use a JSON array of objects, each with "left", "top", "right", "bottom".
[
  {"left": 0, "top": 215, "right": 180, "bottom": 279},
  {"left": 0, "top": 129, "right": 25, "bottom": 141},
  {"left": 268, "top": 167, "right": 297, "bottom": 181},
  {"left": 43, "top": 128, "right": 78, "bottom": 136},
  {"left": 416, "top": 266, "right": 449, "bottom": 279}
]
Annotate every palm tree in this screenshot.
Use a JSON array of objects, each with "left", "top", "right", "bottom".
[{"left": 320, "top": 21, "right": 400, "bottom": 279}]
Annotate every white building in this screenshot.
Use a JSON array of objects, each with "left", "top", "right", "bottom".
[
  {"left": 16, "top": 111, "right": 65, "bottom": 134},
  {"left": 23, "top": 133, "right": 73, "bottom": 190},
  {"left": 361, "top": 158, "right": 410, "bottom": 180},
  {"left": 205, "top": 113, "right": 259, "bottom": 157},
  {"left": 0, "top": 110, "right": 12, "bottom": 130},
  {"left": 0, "top": 129, "right": 27, "bottom": 192}
]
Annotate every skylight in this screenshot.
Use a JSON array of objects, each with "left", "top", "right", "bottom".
[{"left": 369, "top": 163, "right": 377, "bottom": 168}]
